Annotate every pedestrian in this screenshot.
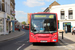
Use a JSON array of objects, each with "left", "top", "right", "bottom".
[
  {"left": 72, "top": 26, "right": 75, "bottom": 35},
  {"left": 64, "top": 26, "right": 67, "bottom": 33},
  {"left": 18, "top": 25, "right": 20, "bottom": 31}
]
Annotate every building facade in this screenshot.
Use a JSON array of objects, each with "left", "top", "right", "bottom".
[
  {"left": 50, "top": 4, "right": 75, "bottom": 32},
  {"left": 44, "top": 1, "right": 75, "bottom": 32},
  {"left": 0, "top": 0, "right": 15, "bottom": 35},
  {"left": 27, "top": 13, "right": 31, "bottom": 24}
]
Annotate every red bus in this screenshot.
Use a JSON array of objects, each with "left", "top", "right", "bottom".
[
  {"left": 29, "top": 12, "right": 58, "bottom": 43},
  {"left": 25, "top": 25, "right": 29, "bottom": 30}
]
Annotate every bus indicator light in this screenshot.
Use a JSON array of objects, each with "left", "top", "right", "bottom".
[
  {"left": 54, "top": 33, "right": 57, "bottom": 34},
  {"left": 53, "top": 39, "right": 56, "bottom": 41}
]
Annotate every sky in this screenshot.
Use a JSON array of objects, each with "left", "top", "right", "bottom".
[{"left": 15, "top": 0, "right": 75, "bottom": 23}]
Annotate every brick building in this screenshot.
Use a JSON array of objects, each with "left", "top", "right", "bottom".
[
  {"left": 27, "top": 13, "right": 31, "bottom": 24},
  {"left": 44, "top": 1, "right": 60, "bottom": 12}
]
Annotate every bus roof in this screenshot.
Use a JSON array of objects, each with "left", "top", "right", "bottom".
[{"left": 31, "top": 12, "right": 57, "bottom": 15}]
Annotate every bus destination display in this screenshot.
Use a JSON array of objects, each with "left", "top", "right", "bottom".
[{"left": 34, "top": 15, "right": 54, "bottom": 19}]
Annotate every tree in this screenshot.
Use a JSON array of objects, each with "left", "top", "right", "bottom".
[{"left": 21, "top": 21, "right": 26, "bottom": 25}]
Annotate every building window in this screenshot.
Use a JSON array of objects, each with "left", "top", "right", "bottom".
[
  {"left": 2, "top": 2, "right": 5, "bottom": 12},
  {"left": 0, "top": 18, "right": 4, "bottom": 32},
  {"left": 0, "top": 1, "right": 2, "bottom": 11},
  {"left": 68, "top": 10, "right": 73, "bottom": 19},
  {"left": 61, "top": 11, "right": 65, "bottom": 19},
  {"left": 6, "top": 3, "right": 7, "bottom": 12}
]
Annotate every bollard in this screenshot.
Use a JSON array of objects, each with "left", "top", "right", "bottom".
[{"left": 62, "top": 31, "right": 63, "bottom": 39}]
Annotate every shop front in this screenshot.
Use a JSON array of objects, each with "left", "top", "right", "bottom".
[
  {"left": 63, "top": 22, "right": 71, "bottom": 32},
  {"left": 6, "top": 20, "right": 11, "bottom": 33},
  {"left": 6, "top": 15, "right": 12, "bottom": 33},
  {"left": 0, "top": 18, "right": 4, "bottom": 34},
  {"left": 11, "top": 20, "right": 15, "bottom": 32}
]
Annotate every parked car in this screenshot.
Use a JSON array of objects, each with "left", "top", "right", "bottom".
[{"left": 25, "top": 25, "right": 29, "bottom": 30}]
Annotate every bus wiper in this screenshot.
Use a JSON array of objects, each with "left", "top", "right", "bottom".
[
  {"left": 50, "top": 31, "right": 56, "bottom": 33},
  {"left": 34, "top": 31, "right": 39, "bottom": 34}
]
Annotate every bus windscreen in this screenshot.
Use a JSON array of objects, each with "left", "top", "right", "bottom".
[{"left": 31, "top": 14, "right": 57, "bottom": 33}]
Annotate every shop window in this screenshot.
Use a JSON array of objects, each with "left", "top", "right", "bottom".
[
  {"left": 0, "top": 18, "right": 4, "bottom": 32},
  {"left": 0, "top": 1, "right": 1, "bottom": 11},
  {"left": 2, "top": 2, "right": 5, "bottom": 12},
  {"left": 68, "top": 10, "right": 73, "bottom": 19},
  {"left": 61, "top": 11, "right": 65, "bottom": 19}
]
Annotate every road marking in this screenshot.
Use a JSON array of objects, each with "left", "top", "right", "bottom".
[
  {"left": 59, "top": 41, "right": 73, "bottom": 50},
  {"left": 17, "top": 44, "right": 25, "bottom": 50}
]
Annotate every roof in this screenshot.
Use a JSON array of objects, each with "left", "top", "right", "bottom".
[
  {"left": 43, "top": 7, "right": 49, "bottom": 12},
  {"left": 44, "top": 1, "right": 60, "bottom": 12},
  {"left": 49, "top": 1, "right": 60, "bottom": 8},
  {"left": 51, "top": 4, "right": 75, "bottom": 8}
]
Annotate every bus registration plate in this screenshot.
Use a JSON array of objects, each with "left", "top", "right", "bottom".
[{"left": 41, "top": 41, "right": 47, "bottom": 42}]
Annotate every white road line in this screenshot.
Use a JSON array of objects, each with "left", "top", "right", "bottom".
[
  {"left": 17, "top": 44, "right": 25, "bottom": 50},
  {"left": 59, "top": 41, "right": 73, "bottom": 50}
]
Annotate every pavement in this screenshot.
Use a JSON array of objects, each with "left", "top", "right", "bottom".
[
  {"left": 58, "top": 32, "right": 75, "bottom": 49},
  {"left": 0, "top": 30, "right": 25, "bottom": 42},
  {"left": 0, "top": 30, "right": 29, "bottom": 50}
]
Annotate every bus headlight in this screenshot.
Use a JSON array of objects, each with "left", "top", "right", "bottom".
[
  {"left": 31, "top": 35, "right": 35, "bottom": 38},
  {"left": 53, "top": 39, "right": 56, "bottom": 41},
  {"left": 54, "top": 35, "right": 57, "bottom": 38},
  {"left": 52, "top": 35, "right": 57, "bottom": 38}
]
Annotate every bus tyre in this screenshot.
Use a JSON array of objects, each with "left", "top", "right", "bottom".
[
  {"left": 33, "top": 43, "right": 36, "bottom": 45},
  {"left": 52, "top": 42, "right": 56, "bottom": 44}
]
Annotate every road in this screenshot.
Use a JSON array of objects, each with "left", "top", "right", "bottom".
[{"left": 0, "top": 30, "right": 71, "bottom": 50}]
